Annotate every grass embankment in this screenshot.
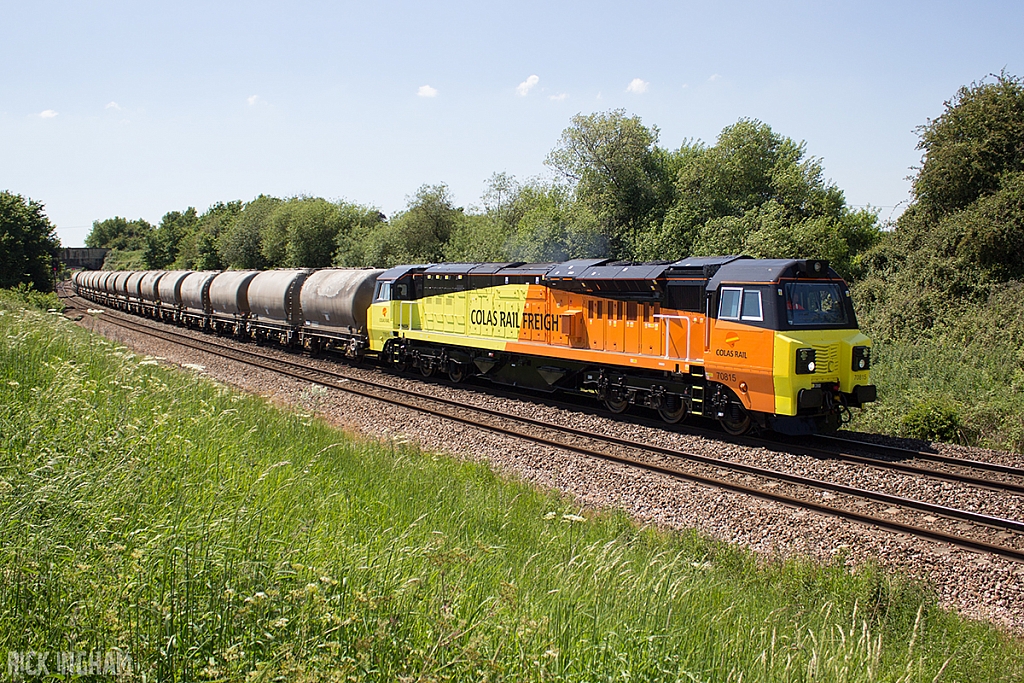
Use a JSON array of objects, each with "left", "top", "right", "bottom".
[{"left": 1, "top": 293, "right": 1022, "bottom": 682}]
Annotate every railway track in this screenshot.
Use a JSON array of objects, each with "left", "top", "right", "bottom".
[{"left": 63, "top": 290, "right": 1024, "bottom": 563}]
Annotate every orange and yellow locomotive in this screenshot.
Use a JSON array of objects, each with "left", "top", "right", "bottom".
[{"left": 369, "top": 256, "right": 875, "bottom": 435}]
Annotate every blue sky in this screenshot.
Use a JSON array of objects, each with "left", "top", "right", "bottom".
[{"left": 3, "top": 1, "right": 1023, "bottom": 247}]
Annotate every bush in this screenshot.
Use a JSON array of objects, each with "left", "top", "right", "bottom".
[
  {"left": 7, "top": 283, "right": 62, "bottom": 311},
  {"left": 901, "top": 398, "right": 963, "bottom": 443},
  {"left": 102, "top": 248, "right": 148, "bottom": 271}
]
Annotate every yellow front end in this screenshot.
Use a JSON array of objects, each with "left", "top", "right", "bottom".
[{"left": 772, "top": 329, "right": 873, "bottom": 416}]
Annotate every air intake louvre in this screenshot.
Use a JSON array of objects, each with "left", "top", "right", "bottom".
[{"left": 811, "top": 343, "right": 839, "bottom": 375}]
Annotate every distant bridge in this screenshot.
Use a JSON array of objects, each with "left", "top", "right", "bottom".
[{"left": 59, "top": 248, "right": 109, "bottom": 271}]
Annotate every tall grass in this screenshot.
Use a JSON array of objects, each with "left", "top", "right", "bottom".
[{"left": 1, "top": 292, "right": 1021, "bottom": 681}]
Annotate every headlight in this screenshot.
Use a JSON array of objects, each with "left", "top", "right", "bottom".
[
  {"left": 852, "top": 346, "right": 871, "bottom": 371},
  {"left": 796, "top": 348, "right": 816, "bottom": 374}
]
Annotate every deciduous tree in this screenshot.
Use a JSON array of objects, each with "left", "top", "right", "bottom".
[
  {"left": 547, "top": 110, "right": 673, "bottom": 259},
  {"left": 0, "top": 191, "right": 60, "bottom": 290},
  {"left": 912, "top": 71, "right": 1024, "bottom": 218},
  {"left": 86, "top": 216, "right": 153, "bottom": 251},
  {"left": 145, "top": 208, "right": 198, "bottom": 268}
]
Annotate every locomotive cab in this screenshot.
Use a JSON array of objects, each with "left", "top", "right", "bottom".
[
  {"left": 368, "top": 265, "right": 425, "bottom": 355},
  {"left": 706, "top": 259, "right": 875, "bottom": 435}
]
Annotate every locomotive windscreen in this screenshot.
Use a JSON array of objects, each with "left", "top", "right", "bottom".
[{"left": 784, "top": 282, "right": 848, "bottom": 326}]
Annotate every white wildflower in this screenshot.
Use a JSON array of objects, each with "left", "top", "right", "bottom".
[{"left": 561, "top": 513, "right": 586, "bottom": 523}]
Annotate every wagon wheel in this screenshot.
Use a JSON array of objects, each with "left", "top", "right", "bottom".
[
  {"left": 448, "top": 362, "right": 467, "bottom": 383},
  {"left": 719, "top": 402, "right": 752, "bottom": 436},
  {"left": 604, "top": 393, "right": 629, "bottom": 414},
  {"left": 657, "top": 394, "right": 688, "bottom": 424}
]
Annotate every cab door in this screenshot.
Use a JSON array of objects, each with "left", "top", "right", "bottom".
[
  {"left": 368, "top": 281, "right": 393, "bottom": 351},
  {"left": 708, "top": 286, "right": 775, "bottom": 412}
]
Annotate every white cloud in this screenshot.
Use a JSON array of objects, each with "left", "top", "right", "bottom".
[
  {"left": 247, "top": 95, "right": 260, "bottom": 105},
  {"left": 516, "top": 74, "right": 539, "bottom": 96},
  {"left": 105, "top": 101, "right": 121, "bottom": 110},
  {"left": 39, "top": 109, "right": 58, "bottom": 118},
  {"left": 681, "top": 83, "right": 689, "bottom": 89},
  {"left": 626, "top": 78, "right": 649, "bottom": 94},
  {"left": 548, "top": 93, "right": 568, "bottom": 101},
  {"left": 708, "top": 73, "right": 721, "bottom": 82},
  {"left": 417, "top": 85, "right": 438, "bottom": 98}
]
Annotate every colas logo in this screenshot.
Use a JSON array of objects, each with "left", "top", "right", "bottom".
[{"left": 716, "top": 333, "right": 747, "bottom": 358}]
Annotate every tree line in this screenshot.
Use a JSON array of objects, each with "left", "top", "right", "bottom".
[{"left": 85, "top": 114, "right": 884, "bottom": 282}]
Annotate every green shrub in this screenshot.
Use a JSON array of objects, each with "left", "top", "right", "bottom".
[
  {"left": 901, "top": 398, "right": 963, "bottom": 442},
  {"left": 101, "top": 248, "right": 148, "bottom": 270},
  {"left": 6, "top": 283, "right": 62, "bottom": 311}
]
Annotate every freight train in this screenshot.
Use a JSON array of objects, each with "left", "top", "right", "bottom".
[{"left": 72, "top": 256, "right": 876, "bottom": 436}]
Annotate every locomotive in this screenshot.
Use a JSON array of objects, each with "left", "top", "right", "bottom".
[{"left": 72, "top": 255, "right": 876, "bottom": 436}]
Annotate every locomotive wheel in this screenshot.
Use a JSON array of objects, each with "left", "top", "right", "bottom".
[
  {"left": 657, "top": 395, "right": 688, "bottom": 424},
  {"left": 604, "top": 393, "right": 629, "bottom": 414},
  {"left": 448, "top": 362, "right": 467, "bottom": 383},
  {"left": 719, "top": 404, "right": 752, "bottom": 436},
  {"left": 419, "top": 360, "right": 436, "bottom": 378}
]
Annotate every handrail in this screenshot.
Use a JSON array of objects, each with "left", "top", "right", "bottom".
[{"left": 654, "top": 314, "right": 698, "bottom": 362}]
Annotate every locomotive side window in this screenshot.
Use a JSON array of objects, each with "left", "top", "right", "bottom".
[
  {"left": 740, "top": 289, "right": 763, "bottom": 321},
  {"left": 719, "top": 287, "right": 742, "bottom": 319},
  {"left": 719, "top": 287, "right": 764, "bottom": 321},
  {"left": 784, "top": 282, "right": 848, "bottom": 325},
  {"left": 375, "top": 282, "right": 391, "bottom": 302}
]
